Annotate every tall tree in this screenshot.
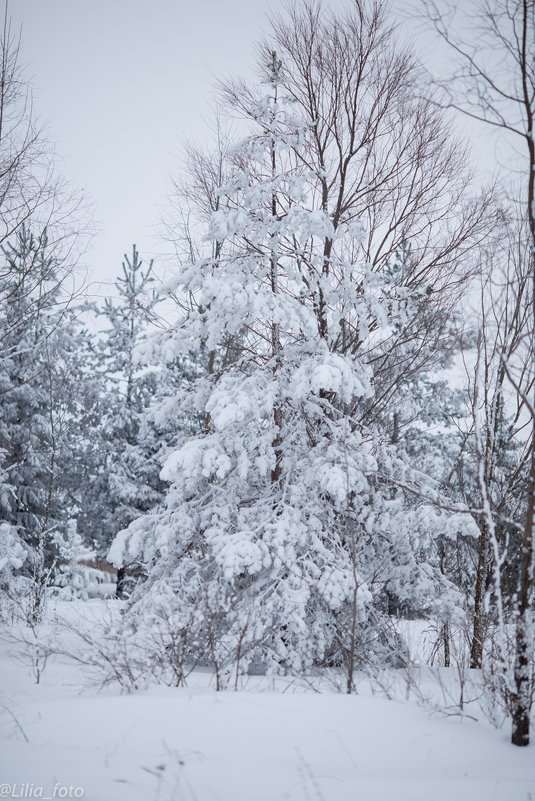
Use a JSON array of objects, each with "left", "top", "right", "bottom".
[
  {"left": 238, "top": 0, "right": 496, "bottom": 429},
  {"left": 423, "top": 0, "right": 535, "bottom": 746},
  {"left": 0, "top": 227, "right": 83, "bottom": 618},
  {"left": 110, "top": 40, "right": 476, "bottom": 682},
  {"left": 77, "top": 247, "right": 165, "bottom": 584}
]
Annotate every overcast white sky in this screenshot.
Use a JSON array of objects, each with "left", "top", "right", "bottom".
[
  {"left": 11, "top": 0, "right": 502, "bottom": 299},
  {"left": 11, "top": 0, "right": 276, "bottom": 292},
  {"left": 8, "top": 1, "right": 343, "bottom": 294}
]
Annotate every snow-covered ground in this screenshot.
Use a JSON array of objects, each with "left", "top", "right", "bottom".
[{"left": 1, "top": 602, "right": 534, "bottom": 801}]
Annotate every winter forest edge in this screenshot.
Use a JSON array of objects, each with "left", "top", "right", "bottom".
[{"left": 1, "top": 0, "right": 535, "bottom": 784}]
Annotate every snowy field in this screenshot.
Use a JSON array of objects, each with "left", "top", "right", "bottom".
[{"left": 1, "top": 601, "right": 534, "bottom": 801}]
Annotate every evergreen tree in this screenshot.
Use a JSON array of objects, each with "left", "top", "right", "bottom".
[
  {"left": 110, "top": 60, "right": 469, "bottom": 681},
  {"left": 78, "top": 247, "right": 166, "bottom": 578},
  {"left": 0, "top": 227, "right": 84, "bottom": 616}
]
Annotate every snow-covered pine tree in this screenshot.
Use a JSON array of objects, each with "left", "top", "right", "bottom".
[
  {"left": 77, "top": 246, "right": 167, "bottom": 592},
  {"left": 0, "top": 226, "right": 87, "bottom": 618},
  {"left": 109, "top": 56, "right": 469, "bottom": 682}
]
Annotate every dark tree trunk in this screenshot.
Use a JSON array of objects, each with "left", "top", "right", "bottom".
[
  {"left": 470, "top": 520, "right": 488, "bottom": 669},
  {"left": 116, "top": 566, "right": 126, "bottom": 600},
  {"left": 443, "top": 621, "right": 451, "bottom": 668},
  {"left": 511, "top": 442, "right": 535, "bottom": 746}
]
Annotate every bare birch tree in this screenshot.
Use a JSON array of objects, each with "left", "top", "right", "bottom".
[
  {"left": 219, "top": 0, "right": 497, "bottom": 439},
  {"left": 0, "top": 1, "right": 88, "bottom": 618},
  {"left": 422, "top": 0, "right": 535, "bottom": 746},
  {"left": 0, "top": 1, "right": 87, "bottom": 354},
  {"left": 461, "top": 216, "right": 532, "bottom": 671}
]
